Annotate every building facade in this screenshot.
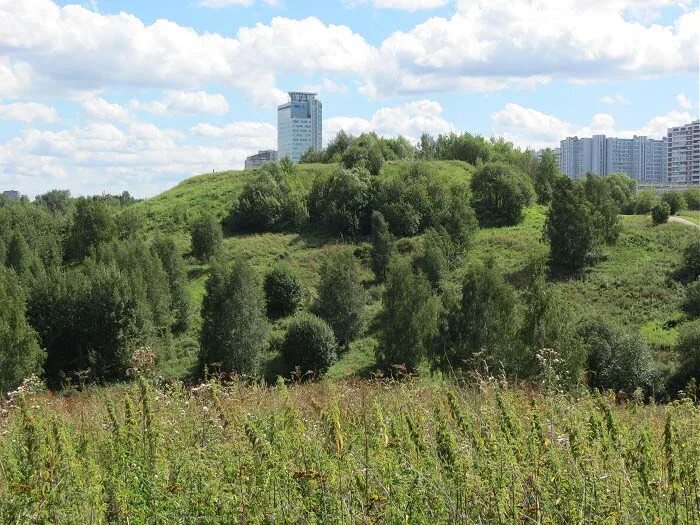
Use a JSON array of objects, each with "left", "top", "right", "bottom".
[
  {"left": 277, "top": 92, "right": 322, "bottom": 163},
  {"left": 244, "top": 150, "right": 278, "bottom": 170},
  {"left": 558, "top": 135, "right": 667, "bottom": 182},
  {"left": 667, "top": 120, "right": 700, "bottom": 184},
  {"left": 1, "top": 190, "right": 20, "bottom": 200}
]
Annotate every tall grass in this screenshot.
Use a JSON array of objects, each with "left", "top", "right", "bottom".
[{"left": 2, "top": 377, "right": 699, "bottom": 523}]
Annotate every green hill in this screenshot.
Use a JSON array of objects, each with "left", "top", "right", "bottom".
[{"left": 138, "top": 161, "right": 697, "bottom": 380}]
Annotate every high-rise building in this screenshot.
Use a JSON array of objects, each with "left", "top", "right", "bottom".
[
  {"left": 667, "top": 120, "right": 700, "bottom": 184},
  {"left": 558, "top": 135, "right": 667, "bottom": 182},
  {"left": 277, "top": 92, "right": 322, "bottom": 163},
  {"left": 244, "top": 150, "right": 277, "bottom": 170},
  {"left": 1, "top": 190, "right": 20, "bottom": 200}
]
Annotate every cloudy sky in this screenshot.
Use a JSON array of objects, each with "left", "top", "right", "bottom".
[{"left": 0, "top": 0, "right": 698, "bottom": 197}]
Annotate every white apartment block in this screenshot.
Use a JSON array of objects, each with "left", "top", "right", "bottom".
[
  {"left": 558, "top": 135, "right": 667, "bottom": 182},
  {"left": 277, "top": 92, "right": 322, "bottom": 163},
  {"left": 667, "top": 120, "right": 700, "bottom": 184}
]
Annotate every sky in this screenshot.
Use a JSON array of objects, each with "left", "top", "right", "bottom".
[{"left": 0, "top": 0, "right": 698, "bottom": 197}]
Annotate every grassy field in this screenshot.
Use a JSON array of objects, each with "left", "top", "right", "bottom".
[
  {"left": 677, "top": 210, "right": 700, "bottom": 226},
  {"left": 2, "top": 377, "right": 699, "bottom": 523}
]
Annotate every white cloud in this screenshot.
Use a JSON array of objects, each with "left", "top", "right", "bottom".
[
  {"left": 361, "top": 0, "right": 700, "bottom": 97},
  {"left": 601, "top": 94, "right": 629, "bottom": 105},
  {"left": 131, "top": 91, "right": 230, "bottom": 117},
  {"left": 349, "top": 0, "right": 449, "bottom": 11},
  {"left": 490, "top": 102, "right": 695, "bottom": 150},
  {"left": 676, "top": 93, "right": 695, "bottom": 110},
  {"left": 325, "top": 99, "right": 453, "bottom": 143},
  {"left": 0, "top": 101, "right": 57, "bottom": 123},
  {"left": 300, "top": 78, "right": 349, "bottom": 95},
  {"left": 80, "top": 95, "right": 130, "bottom": 122},
  {"left": 198, "top": 0, "right": 279, "bottom": 7}
]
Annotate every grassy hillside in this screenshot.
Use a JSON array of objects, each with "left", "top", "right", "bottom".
[
  {"left": 139, "top": 161, "right": 698, "bottom": 380},
  {"left": 2, "top": 378, "right": 699, "bottom": 523}
]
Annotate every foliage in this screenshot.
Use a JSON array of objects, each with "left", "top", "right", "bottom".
[
  {"left": 264, "top": 264, "right": 304, "bottom": 318},
  {"left": 376, "top": 258, "right": 439, "bottom": 371},
  {"left": 662, "top": 191, "right": 686, "bottom": 215},
  {"left": 281, "top": 313, "right": 338, "bottom": 376},
  {"left": 341, "top": 133, "right": 384, "bottom": 175},
  {"left": 190, "top": 214, "right": 223, "bottom": 262},
  {"left": 369, "top": 211, "right": 394, "bottom": 282},
  {"left": 471, "top": 162, "right": 533, "bottom": 227},
  {"left": 651, "top": 202, "right": 671, "bottom": 225},
  {"left": 0, "top": 268, "right": 45, "bottom": 394},
  {"left": 151, "top": 236, "right": 192, "bottom": 333},
  {"left": 579, "top": 319, "right": 656, "bottom": 394},
  {"left": 314, "top": 249, "right": 366, "bottom": 349},
  {"left": 311, "top": 168, "right": 373, "bottom": 237},
  {"left": 545, "top": 176, "right": 595, "bottom": 273},
  {"left": 200, "top": 259, "right": 269, "bottom": 376},
  {"left": 64, "top": 197, "right": 116, "bottom": 262},
  {"left": 633, "top": 189, "right": 660, "bottom": 215},
  {"left": 533, "top": 149, "right": 558, "bottom": 204},
  {"left": 683, "top": 188, "right": 700, "bottom": 211},
  {"left": 683, "top": 239, "right": 700, "bottom": 281},
  {"left": 582, "top": 174, "right": 621, "bottom": 245},
  {"left": 683, "top": 279, "right": 700, "bottom": 318},
  {"left": 676, "top": 320, "right": 700, "bottom": 382},
  {"left": 414, "top": 227, "right": 452, "bottom": 290},
  {"left": 418, "top": 132, "right": 493, "bottom": 164}
]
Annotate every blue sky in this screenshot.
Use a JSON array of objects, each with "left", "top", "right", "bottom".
[{"left": 0, "top": 0, "right": 698, "bottom": 197}]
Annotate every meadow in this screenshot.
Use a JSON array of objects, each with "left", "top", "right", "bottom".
[{"left": 2, "top": 376, "right": 700, "bottom": 524}]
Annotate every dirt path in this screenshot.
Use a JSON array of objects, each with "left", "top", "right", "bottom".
[{"left": 669, "top": 216, "right": 700, "bottom": 229}]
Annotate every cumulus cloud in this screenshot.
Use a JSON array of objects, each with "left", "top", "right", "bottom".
[
  {"left": 601, "top": 94, "right": 629, "bottom": 105},
  {"left": 325, "top": 99, "right": 454, "bottom": 143},
  {"left": 130, "top": 91, "right": 230, "bottom": 117},
  {"left": 0, "top": 101, "right": 57, "bottom": 123},
  {"left": 349, "top": 0, "right": 449, "bottom": 11},
  {"left": 199, "top": 0, "right": 279, "bottom": 7},
  {"left": 80, "top": 95, "right": 130, "bottom": 122},
  {"left": 490, "top": 102, "right": 695, "bottom": 150},
  {"left": 676, "top": 93, "right": 695, "bottom": 110}
]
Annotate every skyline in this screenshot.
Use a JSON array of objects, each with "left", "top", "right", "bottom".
[{"left": 0, "top": 0, "right": 697, "bottom": 197}]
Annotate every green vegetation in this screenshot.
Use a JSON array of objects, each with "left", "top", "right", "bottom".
[{"left": 652, "top": 202, "right": 671, "bottom": 225}]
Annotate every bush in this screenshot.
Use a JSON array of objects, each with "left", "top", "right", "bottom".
[
  {"left": 662, "top": 192, "right": 686, "bottom": 215},
  {"left": 312, "top": 168, "right": 373, "bottom": 237},
  {"left": 471, "top": 162, "right": 533, "bottom": 227},
  {"left": 369, "top": 211, "right": 394, "bottom": 282},
  {"left": 684, "top": 279, "right": 700, "bottom": 318},
  {"left": 282, "top": 313, "right": 338, "bottom": 376},
  {"left": 579, "top": 320, "right": 655, "bottom": 394},
  {"left": 633, "top": 189, "right": 660, "bottom": 215},
  {"left": 683, "top": 240, "right": 700, "bottom": 281},
  {"left": 676, "top": 320, "right": 700, "bottom": 383},
  {"left": 264, "top": 264, "right": 304, "bottom": 318},
  {"left": 414, "top": 228, "right": 451, "bottom": 290},
  {"left": 342, "top": 133, "right": 384, "bottom": 175},
  {"left": 191, "top": 214, "right": 223, "bottom": 262},
  {"left": 683, "top": 188, "right": 700, "bottom": 211},
  {"left": 651, "top": 202, "right": 671, "bottom": 225}
]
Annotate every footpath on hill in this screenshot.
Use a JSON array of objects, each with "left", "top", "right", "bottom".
[{"left": 669, "top": 215, "right": 700, "bottom": 228}]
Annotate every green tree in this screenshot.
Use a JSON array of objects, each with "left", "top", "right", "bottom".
[
  {"left": 376, "top": 258, "right": 439, "bottom": 372},
  {"left": 5, "top": 231, "right": 41, "bottom": 278},
  {"left": 534, "top": 149, "right": 558, "bottom": 204},
  {"left": 683, "top": 188, "right": 700, "bottom": 210},
  {"left": 282, "top": 313, "right": 338, "bottom": 377},
  {"left": 651, "top": 202, "right": 671, "bottom": 225},
  {"left": 633, "top": 189, "right": 660, "bottom": 215},
  {"left": 191, "top": 214, "right": 223, "bottom": 262},
  {"left": 471, "top": 162, "right": 533, "bottom": 227},
  {"left": 583, "top": 174, "right": 622, "bottom": 245},
  {"left": 264, "top": 264, "right": 304, "bottom": 318},
  {"left": 314, "top": 249, "right": 366, "bottom": 349},
  {"left": 342, "top": 133, "right": 384, "bottom": 175},
  {"left": 200, "top": 259, "right": 269, "bottom": 376},
  {"left": 64, "top": 198, "right": 116, "bottom": 262},
  {"left": 684, "top": 240, "right": 700, "bottom": 281},
  {"left": 152, "top": 236, "right": 192, "bottom": 333},
  {"left": 35, "top": 189, "right": 72, "bottom": 214},
  {"left": 415, "top": 227, "right": 451, "bottom": 290},
  {"left": 545, "top": 176, "right": 595, "bottom": 273},
  {"left": 0, "top": 268, "right": 45, "bottom": 394},
  {"left": 662, "top": 192, "right": 686, "bottom": 215},
  {"left": 431, "top": 259, "right": 517, "bottom": 374},
  {"left": 683, "top": 279, "right": 700, "bottom": 318},
  {"left": 369, "top": 211, "right": 394, "bottom": 282},
  {"left": 317, "top": 168, "right": 373, "bottom": 237}
]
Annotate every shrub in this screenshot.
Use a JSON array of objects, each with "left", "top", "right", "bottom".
[
  {"left": 651, "top": 202, "right": 670, "bottom": 225},
  {"left": 683, "top": 188, "right": 700, "bottom": 211},
  {"left": 579, "top": 320, "right": 655, "bottom": 394},
  {"left": 264, "top": 264, "right": 304, "bottom": 318},
  {"left": 313, "top": 168, "right": 373, "bottom": 237},
  {"left": 684, "top": 279, "right": 700, "bottom": 318},
  {"left": 662, "top": 192, "right": 686, "bottom": 215},
  {"left": 191, "top": 214, "right": 223, "bottom": 262},
  {"left": 683, "top": 240, "right": 700, "bottom": 281},
  {"left": 200, "top": 259, "right": 269, "bottom": 376},
  {"left": 376, "top": 258, "right": 439, "bottom": 372},
  {"left": 314, "top": 249, "right": 366, "bottom": 349},
  {"left": 676, "top": 320, "right": 700, "bottom": 383},
  {"left": 341, "top": 133, "right": 384, "bottom": 175},
  {"left": 633, "top": 189, "right": 660, "bottom": 215},
  {"left": 471, "top": 162, "right": 533, "bottom": 227},
  {"left": 414, "top": 228, "right": 451, "bottom": 290},
  {"left": 369, "top": 211, "right": 394, "bottom": 282},
  {"left": 282, "top": 313, "right": 338, "bottom": 376}
]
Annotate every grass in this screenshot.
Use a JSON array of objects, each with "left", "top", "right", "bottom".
[
  {"left": 3, "top": 377, "right": 700, "bottom": 523},
  {"left": 677, "top": 209, "right": 700, "bottom": 226}
]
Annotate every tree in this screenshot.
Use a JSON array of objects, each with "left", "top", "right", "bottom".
[
  {"left": 683, "top": 189, "right": 700, "bottom": 211},
  {"left": 633, "top": 189, "right": 660, "bottom": 215},
  {"left": 200, "top": 259, "right": 269, "bottom": 376},
  {"left": 152, "top": 236, "right": 191, "bottom": 333},
  {"left": 5, "top": 231, "right": 41, "bottom": 278},
  {"left": 314, "top": 249, "right": 366, "bottom": 349},
  {"left": 534, "top": 149, "right": 558, "bottom": 204},
  {"left": 545, "top": 176, "right": 595, "bottom": 273},
  {"left": 605, "top": 173, "right": 636, "bottom": 213},
  {"left": 662, "top": 192, "right": 686, "bottom": 215},
  {"left": 431, "top": 259, "right": 517, "bottom": 374},
  {"left": 376, "top": 258, "right": 439, "bottom": 372},
  {"left": 683, "top": 279, "right": 700, "bottom": 318},
  {"left": 676, "top": 320, "right": 700, "bottom": 383},
  {"left": 342, "top": 133, "right": 384, "bottom": 175},
  {"left": 579, "top": 320, "right": 655, "bottom": 394},
  {"left": 414, "top": 227, "right": 451, "bottom": 290},
  {"left": 264, "top": 264, "right": 304, "bottom": 318},
  {"left": 65, "top": 198, "right": 116, "bottom": 262},
  {"left": 35, "top": 189, "right": 72, "bottom": 214},
  {"left": 316, "top": 168, "right": 373, "bottom": 237},
  {"left": 191, "top": 214, "right": 223, "bottom": 262},
  {"left": 651, "top": 202, "right": 671, "bottom": 225},
  {"left": 683, "top": 240, "right": 700, "bottom": 281},
  {"left": 470, "top": 162, "right": 533, "bottom": 227},
  {"left": 0, "top": 268, "right": 45, "bottom": 394},
  {"left": 282, "top": 313, "right": 338, "bottom": 377},
  {"left": 369, "top": 211, "right": 394, "bottom": 282},
  {"left": 583, "top": 174, "right": 621, "bottom": 245}
]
